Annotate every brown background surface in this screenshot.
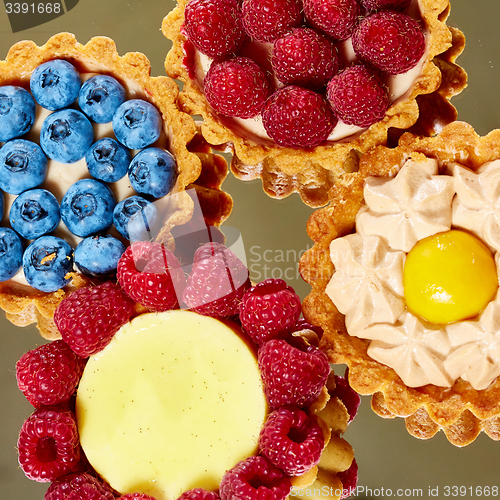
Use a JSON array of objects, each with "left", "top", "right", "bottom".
[{"left": 1, "top": 1, "right": 499, "bottom": 499}]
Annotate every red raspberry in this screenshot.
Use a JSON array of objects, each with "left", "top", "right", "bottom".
[
  {"left": 338, "top": 458, "right": 359, "bottom": 499},
  {"left": 361, "top": 0, "right": 411, "bottom": 11},
  {"left": 119, "top": 495, "right": 157, "bottom": 500},
  {"left": 352, "top": 11, "right": 426, "bottom": 75},
  {"left": 183, "top": 0, "right": 245, "bottom": 59},
  {"left": 17, "top": 408, "right": 80, "bottom": 482},
  {"left": 272, "top": 28, "right": 340, "bottom": 90},
  {"left": 262, "top": 85, "right": 337, "bottom": 148},
  {"left": 241, "top": 0, "right": 303, "bottom": 43},
  {"left": 239, "top": 279, "right": 301, "bottom": 346},
  {"left": 259, "top": 407, "right": 325, "bottom": 476},
  {"left": 117, "top": 241, "right": 185, "bottom": 312},
  {"left": 183, "top": 242, "right": 251, "bottom": 318},
  {"left": 177, "top": 489, "right": 220, "bottom": 500},
  {"left": 54, "top": 282, "right": 135, "bottom": 358},
  {"left": 16, "top": 340, "right": 86, "bottom": 409},
  {"left": 331, "top": 372, "right": 361, "bottom": 423},
  {"left": 219, "top": 456, "right": 292, "bottom": 500},
  {"left": 326, "top": 64, "right": 389, "bottom": 128},
  {"left": 45, "top": 472, "right": 116, "bottom": 500},
  {"left": 303, "top": 0, "right": 361, "bottom": 41},
  {"left": 204, "top": 57, "right": 271, "bottom": 118},
  {"left": 258, "top": 339, "right": 331, "bottom": 409}
]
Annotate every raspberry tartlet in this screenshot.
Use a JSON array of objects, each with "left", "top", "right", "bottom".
[
  {"left": 300, "top": 121, "right": 500, "bottom": 446},
  {"left": 0, "top": 33, "right": 232, "bottom": 339},
  {"left": 163, "top": 0, "right": 466, "bottom": 206},
  {"left": 15, "top": 242, "right": 358, "bottom": 500}
]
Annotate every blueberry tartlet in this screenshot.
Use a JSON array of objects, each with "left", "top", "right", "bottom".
[
  {"left": 0, "top": 33, "right": 232, "bottom": 339},
  {"left": 300, "top": 121, "right": 500, "bottom": 446},
  {"left": 163, "top": 0, "right": 466, "bottom": 206}
]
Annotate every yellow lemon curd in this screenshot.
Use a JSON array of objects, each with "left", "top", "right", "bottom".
[
  {"left": 76, "top": 310, "right": 267, "bottom": 500},
  {"left": 403, "top": 230, "right": 498, "bottom": 324}
]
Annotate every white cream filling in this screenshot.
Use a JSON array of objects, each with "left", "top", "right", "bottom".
[{"left": 326, "top": 158, "right": 500, "bottom": 390}]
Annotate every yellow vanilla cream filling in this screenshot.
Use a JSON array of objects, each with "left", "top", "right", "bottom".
[{"left": 76, "top": 310, "right": 267, "bottom": 500}]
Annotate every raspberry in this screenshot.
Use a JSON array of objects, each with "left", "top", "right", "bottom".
[
  {"left": 177, "top": 489, "right": 220, "bottom": 500},
  {"left": 259, "top": 407, "right": 325, "bottom": 476},
  {"left": 241, "top": 0, "right": 303, "bottom": 43},
  {"left": 262, "top": 85, "right": 337, "bottom": 148},
  {"left": 184, "top": 0, "right": 245, "bottom": 59},
  {"left": 17, "top": 409, "right": 80, "bottom": 482},
  {"left": 16, "top": 339, "right": 86, "bottom": 409},
  {"left": 361, "top": 0, "right": 411, "bottom": 11},
  {"left": 326, "top": 64, "right": 389, "bottom": 128},
  {"left": 239, "top": 279, "right": 302, "bottom": 346},
  {"left": 338, "top": 458, "right": 359, "bottom": 499},
  {"left": 118, "top": 495, "right": 157, "bottom": 500},
  {"left": 183, "top": 242, "right": 250, "bottom": 318},
  {"left": 271, "top": 28, "right": 339, "bottom": 90},
  {"left": 54, "top": 281, "right": 135, "bottom": 358},
  {"left": 117, "top": 241, "right": 185, "bottom": 312},
  {"left": 352, "top": 11, "right": 426, "bottom": 75},
  {"left": 45, "top": 472, "right": 116, "bottom": 500},
  {"left": 331, "top": 372, "right": 361, "bottom": 423},
  {"left": 219, "top": 456, "right": 292, "bottom": 500},
  {"left": 204, "top": 57, "right": 271, "bottom": 119},
  {"left": 258, "top": 339, "right": 331, "bottom": 409},
  {"left": 303, "top": 0, "right": 361, "bottom": 41}
]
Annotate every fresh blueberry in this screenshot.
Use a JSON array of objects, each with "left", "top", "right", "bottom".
[
  {"left": 0, "top": 139, "right": 48, "bottom": 195},
  {"left": 74, "top": 235, "right": 126, "bottom": 277},
  {"left": 60, "top": 178, "right": 116, "bottom": 237},
  {"left": 30, "top": 59, "right": 81, "bottom": 111},
  {"left": 23, "top": 235, "right": 73, "bottom": 292},
  {"left": 112, "top": 99, "right": 162, "bottom": 149},
  {"left": 0, "top": 190, "right": 3, "bottom": 216},
  {"left": 85, "top": 137, "right": 131, "bottom": 183},
  {"left": 0, "top": 227, "right": 24, "bottom": 281},
  {"left": 10, "top": 189, "right": 60, "bottom": 240},
  {"left": 113, "top": 194, "right": 159, "bottom": 241},
  {"left": 78, "top": 75, "right": 126, "bottom": 123},
  {"left": 128, "top": 147, "right": 177, "bottom": 199},
  {"left": 40, "top": 109, "right": 94, "bottom": 164},
  {"left": 0, "top": 86, "right": 36, "bottom": 141}
]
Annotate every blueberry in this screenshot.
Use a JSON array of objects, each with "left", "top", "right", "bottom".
[
  {"left": 30, "top": 59, "right": 81, "bottom": 111},
  {"left": 74, "top": 235, "right": 126, "bottom": 277},
  {"left": 0, "top": 86, "right": 36, "bottom": 141},
  {"left": 0, "top": 139, "right": 48, "bottom": 195},
  {"left": 10, "top": 189, "right": 60, "bottom": 240},
  {"left": 78, "top": 75, "right": 126, "bottom": 123},
  {"left": 23, "top": 235, "right": 73, "bottom": 292},
  {"left": 113, "top": 195, "right": 159, "bottom": 241},
  {"left": 0, "top": 227, "right": 24, "bottom": 281},
  {"left": 60, "top": 178, "right": 116, "bottom": 237},
  {"left": 40, "top": 109, "right": 94, "bottom": 164},
  {"left": 85, "top": 137, "right": 131, "bottom": 183},
  {"left": 128, "top": 147, "right": 177, "bottom": 198},
  {"left": 112, "top": 99, "right": 162, "bottom": 149}
]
